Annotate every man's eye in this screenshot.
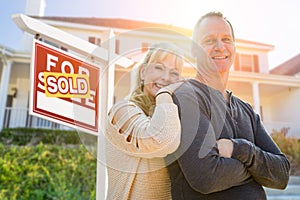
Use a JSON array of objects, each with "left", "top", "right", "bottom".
[
  {"left": 223, "top": 38, "right": 233, "bottom": 43},
  {"left": 204, "top": 39, "right": 215, "bottom": 44}
]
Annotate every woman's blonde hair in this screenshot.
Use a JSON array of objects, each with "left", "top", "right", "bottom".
[
  {"left": 133, "top": 42, "right": 184, "bottom": 92},
  {"left": 129, "top": 42, "right": 184, "bottom": 116}
]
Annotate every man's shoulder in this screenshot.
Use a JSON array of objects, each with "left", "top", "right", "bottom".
[
  {"left": 176, "top": 79, "right": 207, "bottom": 92},
  {"left": 232, "top": 95, "right": 252, "bottom": 108},
  {"left": 174, "top": 79, "right": 212, "bottom": 97}
]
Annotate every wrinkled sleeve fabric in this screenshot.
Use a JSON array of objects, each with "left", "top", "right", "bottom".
[
  {"left": 172, "top": 83, "right": 251, "bottom": 194},
  {"left": 231, "top": 107, "right": 290, "bottom": 189},
  {"left": 105, "top": 100, "right": 181, "bottom": 158}
]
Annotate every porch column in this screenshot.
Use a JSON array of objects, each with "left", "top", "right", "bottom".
[
  {"left": 0, "top": 60, "right": 12, "bottom": 131},
  {"left": 252, "top": 82, "right": 261, "bottom": 116}
]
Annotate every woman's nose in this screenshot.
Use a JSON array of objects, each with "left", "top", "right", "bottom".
[{"left": 161, "top": 71, "right": 171, "bottom": 81}]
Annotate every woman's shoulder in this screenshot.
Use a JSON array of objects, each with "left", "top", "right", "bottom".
[{"left": 110, "top": 100, "right": 141, "bottom": 111}]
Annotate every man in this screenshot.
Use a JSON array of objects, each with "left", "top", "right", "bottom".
[{"left": 166, "top": 12, "right": 290, "bottom": 200}]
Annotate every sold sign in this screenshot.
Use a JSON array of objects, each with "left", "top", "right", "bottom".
[
  {"left": 30, "top": 39, "right": 100, "bottom": 135},
  {"left": 44, "top": 72, "right": 90, "bottom": 98}
]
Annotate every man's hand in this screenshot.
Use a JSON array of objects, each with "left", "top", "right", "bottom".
[{"left": 216, "top": 138, "right": 233, "bottom": 158}]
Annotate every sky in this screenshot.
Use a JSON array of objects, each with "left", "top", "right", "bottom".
[{"left": 1, "top": 0, "right": 300, "bottom": 69}]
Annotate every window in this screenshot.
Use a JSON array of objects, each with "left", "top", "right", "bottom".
[
  {"left": 234, "top": 53, "right": 259, "bottom": 72},
  {"left": 115, "top": 39, "right": 120, "bottom": 54},
  {"left": 260, "top": 106, "right": 263, "bottom": 121},
  {"left": 88, "top": 36, "right": 101, "bottom": 46},
  {"left": 44, "top": 39, "right": 68, "bottom": 52},
  {"left": 141, "top": 42, "right": 149, "bottom": 52},
  {"left": 60, "top": 46, "right": 68, "bottom": 52}
]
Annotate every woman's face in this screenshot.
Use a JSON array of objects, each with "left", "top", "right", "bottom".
[{"left": 140, "top": 54, "right": 182, "bottom": 98}]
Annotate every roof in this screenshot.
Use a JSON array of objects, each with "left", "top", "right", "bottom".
[
  {"left": 32, "top": 16, "right": 276, "bottom": 49},
  {"left": 235, "top": 38, "right": 274, "bottom": 50},
  {"left": 270, "top": 53, "right": 300, "bottom": 75},
  {"left": 31, "top": 16, "right": 192, "bottom": 36}
]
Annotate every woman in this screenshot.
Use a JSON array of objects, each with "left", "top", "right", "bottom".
[{"left": 105, "top": 42, "right": 184, "bottom": 200}]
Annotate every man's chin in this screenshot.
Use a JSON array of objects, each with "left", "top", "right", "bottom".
[{"left": 216, "top": 65, "right": 230, "bottom": 73}]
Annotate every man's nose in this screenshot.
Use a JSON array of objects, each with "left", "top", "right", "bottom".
[{"left": 214, "top": 39, "right": 225, "bottom": 50}]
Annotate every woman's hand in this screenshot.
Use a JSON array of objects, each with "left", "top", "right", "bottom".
[
  {"left": 156, "top": 79, "right": 185, "bottom": 97},
  {"left": 155, "top": 81, "right": 185, "bottom": 104}
]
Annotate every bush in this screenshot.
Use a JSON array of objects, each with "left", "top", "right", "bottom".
[
  {"left": 271, "top": 127, "right": 300, "bottom": 175},
  {"left": 0, "top": 128, "right": 81, "bottom": 146},
  {"left": 0, "top": 143, "right": 97, "bottom": 200}
]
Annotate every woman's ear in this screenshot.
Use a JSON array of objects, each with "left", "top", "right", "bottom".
[{"left": 139, "top": 64, "right": 146, "bottom": 80}]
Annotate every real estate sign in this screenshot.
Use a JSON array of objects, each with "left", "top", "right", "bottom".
[{"left": 30, "top": 39, "right": 100, "bottom": 135}]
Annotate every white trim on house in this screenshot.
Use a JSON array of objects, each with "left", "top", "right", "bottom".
[
  {"left": 235, "top": 40, "right": 274, "bottom": 52},
  {"left": 229, "top": 71, "right": 300, "bottom": 87}
]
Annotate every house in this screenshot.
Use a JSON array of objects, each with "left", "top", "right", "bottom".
[
  {"left": 270, "top": 53, "right": 300, "bottom": 76},
  {"left": 1, "top": 0, "right": 300, "bottom": 138}
]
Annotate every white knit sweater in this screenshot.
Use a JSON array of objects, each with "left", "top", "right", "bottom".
[{"left": 105, "top": 100, "right": 181, "bottom": 200}]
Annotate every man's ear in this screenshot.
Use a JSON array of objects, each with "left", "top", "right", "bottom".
[
  {"left": 191, "top": 42, "right": 197, "bottom": 58},
  {"left": 191, "top": 42, "right": 207, "bottom": 61}
]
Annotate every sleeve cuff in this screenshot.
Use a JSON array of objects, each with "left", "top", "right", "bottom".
[{"left": 231, "top": 138, "right": 255, "bottom": 167}]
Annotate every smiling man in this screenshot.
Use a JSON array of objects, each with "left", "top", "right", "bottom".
[
  {"left": 166, "top": 12, "right": 290, "bottom": 200},
  {"left": 193, "top": 12, "right": 235, "bottom": 92}
]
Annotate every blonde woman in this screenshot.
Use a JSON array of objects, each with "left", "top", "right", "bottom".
[{"left": 105, "top": 43, "right": 184, "bottom": 200}]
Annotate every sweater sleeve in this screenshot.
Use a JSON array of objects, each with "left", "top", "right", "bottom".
[
  {"left": 231, "top": 114, "right": 290, "bottom": 189},
  {"left": 172, "top": 86, "right": 251, "bottom": 194},
  {"left": 105, "top": 100, "right": 181, "bottom": 158}
]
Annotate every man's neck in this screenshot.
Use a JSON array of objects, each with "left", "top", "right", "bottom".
[{"left": 194, "top": 68, "right": 230, "bottom": 99}]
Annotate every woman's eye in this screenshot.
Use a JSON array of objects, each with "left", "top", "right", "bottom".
[
  {"left": 171, "top": 71, "right": 179, "bottom": 77},
  {"left": 154, "top": 64, "right": 164, "bottom": 70}
]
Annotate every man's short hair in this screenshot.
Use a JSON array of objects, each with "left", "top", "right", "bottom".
[{"left": 192, "top": 11, "right": 235, "bottom": 42}]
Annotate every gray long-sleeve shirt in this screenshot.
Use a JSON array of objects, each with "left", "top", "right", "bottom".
[{"left": 166, "top": 79, "right": 290, "bottom": 200}]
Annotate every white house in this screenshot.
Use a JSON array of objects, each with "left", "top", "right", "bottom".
[{"left": 1, "top": 0, "right": 300, "bottom": 138}]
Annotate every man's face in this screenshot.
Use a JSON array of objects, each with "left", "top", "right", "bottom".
[{"left": 196, "top": 16, "right": 236, "bottom": 74}]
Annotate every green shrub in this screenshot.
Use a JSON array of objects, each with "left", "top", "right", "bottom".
[
  {"left": 0, "top": 128, "right": 81, "bottom": 146},
  {"left": 0, "top": 143, "right": 97, "bottom": 200},
  {"left": 271, "top": 127, "right": 300, "bottom": 175}
]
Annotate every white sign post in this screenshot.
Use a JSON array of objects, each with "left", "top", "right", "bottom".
[{"left": 12, "top": 14, "right": 133, "bottom": 200}]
